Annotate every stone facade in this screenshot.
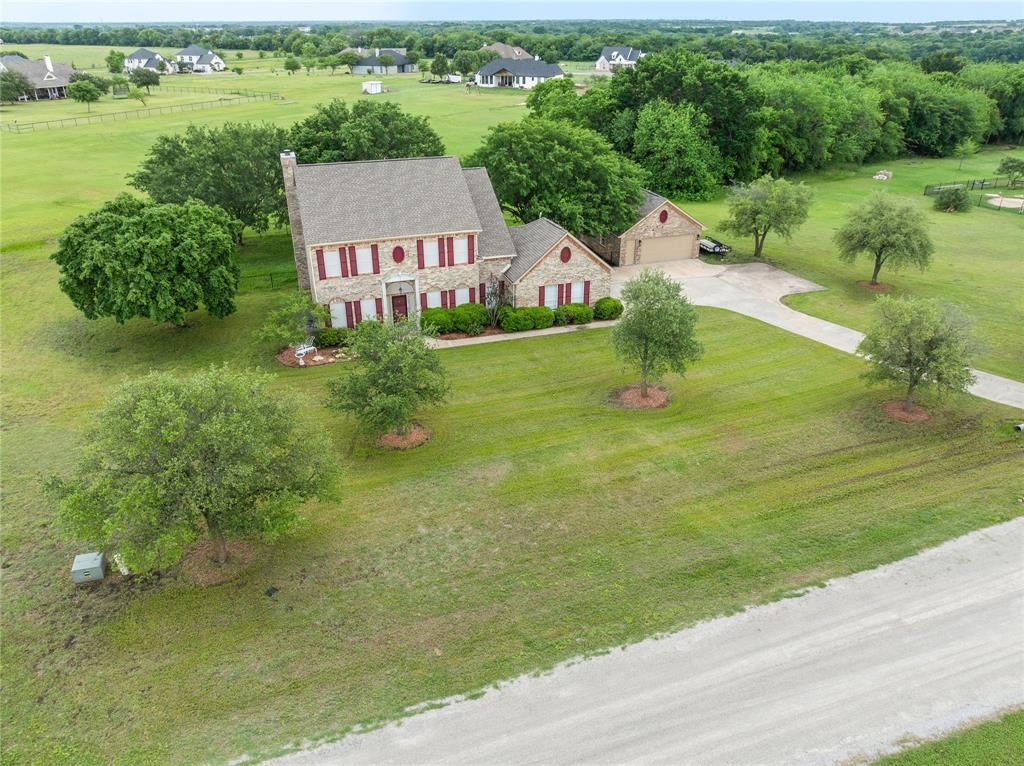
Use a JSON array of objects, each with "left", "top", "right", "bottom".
[
  {"left": 280, "top": 151, "right": 310, "bottom": 289},
  {"left": 581, "top": 202, "right": 702, "bottom": 266},
  {"left": 513, "top": 235, "right": 612, "bottom": 307}
]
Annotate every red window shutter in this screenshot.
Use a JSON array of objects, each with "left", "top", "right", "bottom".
[
  {"left": 583, "top": 280, "right": 590, "bottom": 305},
  {"left": 375, "top": 297, "right": 383, "bottom": 318},
  {"left": 479, "top": 282, "right": 486, "bottom": 303},
  {"left": 557, "top": 283, "right": 564, "bottom": 306},
  {"left": 538, "top": 285, "right": 545, "bottom": 306},
  {"left": 339, "top": 248, "right": 349, "bottom": 278},
  {"left": 349, "top": 246, "right": 358, "bottom": 277},
  {"left": 420, "top": 292, "right": 427, "bottom": 311},
  {"left": 437, "top": 237, "right": 445, "bottom": 267},
  {"left": 565, "top": 281, "right": 573, "bottom": 304},
  {"left": 448, "top": 289, "right": 455, "bottom": 307},
  {"left": 345, "top": 301, "right": 354, "bottom": 328},
  {"left": 446, "top": 237, "right": 455, "bottom": 266},
  {"left": 323, "top": 304, "right": 332, "bottom": 327},
  {"left": 417, "top": 239, "right": 425, "bottom": 269},
  {"left": 354, "top": 301, "right": 363, "bottom": 323},
  {"left": 441, "top": 290, "right": 448, "bottom": 309},
  {"left": 371, "top": 244, "right": 380, "bottom": 274},
  {"left": 469, "top": 287, "right": 476, "bottom": 304},
  {"left": 316, "top": 249, "right": 326, "bottom": 280},
  {"left": 468, "top": 235, "right": 475, "bottom": 264}
]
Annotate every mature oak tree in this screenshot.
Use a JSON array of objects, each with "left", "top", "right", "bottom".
[
  {"left": 467, "top": 116, "right": 646, "bottom": 235},
  {"left": 290, "top": 99, "right": 445, "bottom": 164},
  {"left": 857, "top": 296, "right": 976, "bottom": 413},
  {"left": 834, "top": 194, "right": 933, "bottom": 285},
  {"left": 68, "top": 80, "right": 101, "bottom": 112},
  {"left": 130, "top": 121, "right": 290, "bottom": 242},
  {"left": 718, "top": 174, "right": 813, "bottom": 259},
  {"left": 51, "top": 194, "right": 241, "bottom": 326},
  {"left": 612, "top": 269, "right": 703, "bottom": 399},
  {"left": 129, "top": 67, "right": 159, "bottom": 93},
  {"left": 632, "top": 99, "right": 723, "bottom": 200},
  {"left": 49, "top": 366, "right": 331, "bottom": 570},
  {"left": 325, "top": 320, "right": 449, "bottom": 438}
]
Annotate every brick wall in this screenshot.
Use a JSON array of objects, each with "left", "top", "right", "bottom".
[{"left": 515, "top": 236, "right": 612, "bottom": 307}]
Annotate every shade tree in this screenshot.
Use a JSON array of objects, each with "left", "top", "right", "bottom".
[
  {"left": 631, "top": 100, "right": 723, "bottom": 199},
  {"left": 68, "top": 80, "right": 101, "bottom": 111},
  {"left": 718, "top": 175, "right": 813, "bottom": 259},
  {"left": 834, "top": 194, "right": 934, "bottom": 285}
]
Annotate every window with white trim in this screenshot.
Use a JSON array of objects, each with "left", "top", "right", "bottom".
[
  {"left": 329, "top": 302, "right": 348, "bottom": 328},
  {"left": 360, "top": 298, "right": 377, "bottom": 320},
  {"left": 426, "top": 290, "right": 442, "bottom": 308},
  {"left": 422, "top": 239, "right": 439, "bottom": 267},
  {"left": 571, "top": 281, "right": 584, "bottom": 303},
  {"left": 356, "top": 247, "right": 374, "bottom": 274},
  {"left": 324, "top": 250, "right": 342, "bottom": 278},
  {"left": 451, "top": 236, "right": 469, "bottom": 264},
  {"left": 454, "top": 287, "right": 471, "bottom": 306},
  {"left": 543, "top": 284, "right": 559, "bottom": 310}
]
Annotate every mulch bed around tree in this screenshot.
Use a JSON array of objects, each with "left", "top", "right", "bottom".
[
  {"left": 436, "top": 326, "right": 506, "bottom": 341},
  {"left": 376, "top": 423, "right": 432, "bottom": 450},
  {"left": 276, "top": 345, "right": 354, "bottom": 368},
  {"left": 856, "top": 281, "right": 892, "bottom": 293},
  {"left": 179, "top": 540, "right": 255, "bottom": 586},
  {"left": 610, "top": 385, "right": 670, "bottom": 410},
  {"left": 884, "top": 401, "right": 931, "bottom": 423}
]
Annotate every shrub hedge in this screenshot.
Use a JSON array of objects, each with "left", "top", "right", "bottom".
[
  {"left": 554, "top": 303, "right": 594, "bottom": 326},
  {"left": 421, "top": 303, "right": 490, "bottom": 335},
  {"left": 315, "top": 327, "right": 353, "bottom": 347},
  {"left": 594, "top": 296, "right": 624, "bottom": 320},
  {"left": 499, "top": 305, "right": 555, "bottom": 332},
  {"left": 934, "top": 186, "right": 971, "bottom": 212}
]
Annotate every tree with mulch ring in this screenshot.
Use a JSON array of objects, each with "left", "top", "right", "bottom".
[
  {"left": 47, "top": 366, "right": 333, "bottom": 573},
  {"left": 325, "top": 320, "right": 449, "bottom": 447},
  {"left": 611, "top": 269, "right": 703, "bottom": 409},
  {"left": 834, "top": 193, "right": 934, "bottom": 287},
  {"left": 857, "top": 295, "right": 977, "bottom": 419},
  {"left": 255, "top": 289, "right": 328, "bottom": 359},
  {"left": 856, "top": 281, "right": 892, "bottom": 293},
  {"left": 180, "top": 540, "right": 256, "bottom": 586},
  {"left": 610, "top": 384, "right": 671, "bottom": 410}
]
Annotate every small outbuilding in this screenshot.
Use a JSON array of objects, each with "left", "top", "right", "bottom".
[
  {"left": 362, "top": 80, "right": 383, "bottom": 95},
  {"left": 581, "top": 190, "right": 705, "bottom": 267}
]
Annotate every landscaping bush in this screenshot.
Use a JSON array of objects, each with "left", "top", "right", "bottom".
[
  {"left": 525, "top": 306, "right": 555, "bottom": 329},
  {"left": 554, "top": 303, "right": 594, "bottom": 326},
  {"left": 594, "top": 296, "right": 624, "bottom": 320},
  {"left": 421, "top": 307, "right": 454, "bottom": 334},
  {"left": 452, "top": 303, "right": 489, "bottom": 334},
  {"left": 316, "top": 327, "right": 352, "bottom": 347},
  {"left": 933, "top": 186, "right": 971, "bottom": 212},
  {"left": 498, "top": 306, "right": 532, "bottom": 332}
]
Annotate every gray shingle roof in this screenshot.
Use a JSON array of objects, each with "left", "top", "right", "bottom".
[
  {"left": 462, "top": 167, "right": 516, "bottom": 259},
  {"left": 177, "top": 44, "right": 208, "bottom": 56},
  {"left": 127, "top": 48, "right": 160, "bottom": 61},
  {"left": 639, "top": 189, "right": 669, "bottom": 218},
  {"left": 481, "top": 42, "right": 533, "bottom": 60},
  {"left": 477, "top": 58, "right": 563, "bottom": 78},
  {"left": 506, "top": 218, "right": 569, "bottom": 282},
  {"left": 293, "top": 156, "right": 482, "bottom": 246},
  {"left": 0, "top": 55, "right": 75, "bottom": 89},
  {"left": 601, "top": 46, "right": 643, "bottom": 62},
  {"left": 356, "top": 48, "right": 410, "bottom": 67}
]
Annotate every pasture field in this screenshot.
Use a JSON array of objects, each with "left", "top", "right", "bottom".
[
  {"left": 874, "top": 709, "right": 1024, "bottom": 765},
  {"left": 1, "top": 44, "right": 1022, "bottom": 765}
]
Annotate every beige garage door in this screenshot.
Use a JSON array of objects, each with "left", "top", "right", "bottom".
[{"left": 636, "top": 234, "right": 696, "bottom": 263}]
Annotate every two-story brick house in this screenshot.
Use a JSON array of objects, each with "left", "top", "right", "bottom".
[{"left": 279, "top": 153, "right": 612, "bottom": 329}]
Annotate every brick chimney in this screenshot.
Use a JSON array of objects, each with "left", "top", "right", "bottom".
[{"left": 279, "top": 151, "right": 310, "bottom": 290}]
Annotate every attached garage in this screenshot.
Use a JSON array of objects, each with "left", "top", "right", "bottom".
[{"left": 580, "top": 190, "right": 705, "bottom": 267}]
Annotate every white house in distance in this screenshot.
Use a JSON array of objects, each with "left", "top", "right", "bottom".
[
  {"left": 595, "top": 46, "right": 646, "bottom": 71},
  {"left": 124, "top": 48, "right": 176, "bottom": 73},
  {"left": 475, "top": 58, "right": 564, "bottom": 89},
  {"left": 175, "top": 44, "right": 226, "bottom": 73},
  {"left": 480, "top": 42, "right": 534, "bottom": 60},
  {"left": 0, "top": 54, "right": 75, "bottom": 99}
]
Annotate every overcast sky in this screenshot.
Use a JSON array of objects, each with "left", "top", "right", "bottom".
[{"left": 3, "top": 0, "right": 1020, "bottom": 24}]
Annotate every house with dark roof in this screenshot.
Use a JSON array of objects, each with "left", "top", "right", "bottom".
[
  {"left": 480, "top": 42, "right": 534, "bottom": 60},
  {"left": 0, "top": 54, "right": 75, "bottom": 99},
  {"left": 580, "top": 190, "right": 705, "bottom": 266},
  {"left": 124, "top": 48, "right": 176, "bottom": 73},
  {"left": 279, "top": 152, "right": 610, "bottom": 326},
  {"left": 345, "top": 47, "right": 419, "bottom": 75},
  {"left": 596, "top": 46, "right": 646, "bottom": 72},
  {"left": 175, "top": 45, "right": 225, "bottom": 73},
  {"left": 474, "top": 58, "right": 564, "bottom": 90}
]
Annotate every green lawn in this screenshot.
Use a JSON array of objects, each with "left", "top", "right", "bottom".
[
  {"left": 2, "top": 44, "right": 1024, "bottom": 766},
  {"left": 682, "top": 148, "right": 1024, "bottom": 379},
  {"left": 874, "top": 709, "right": 1024, "bottom": 765}
]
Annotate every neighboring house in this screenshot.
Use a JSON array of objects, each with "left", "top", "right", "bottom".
[
  {"left": 124, "top": 48, "right": 176, "bottom": 73},
  {"left": 175, "top": 44, "right": 225, "bottom": 73},
  {"left": 475, "top": 58, "right": 564, "bottom": 89},
  {"left": 595, "top": 46, "right": 646, "bottom": 71},
  {"left": 279, "top": 152, "right": 611, "bottom": 327},
  {"left": 580, "top": 190, "right": 705, "bottom": 266},
  {"left": 0, "top": 54, "right": 75, "bottom": 99},
  {"left": 480, "top": 42, "right": 534, "bottom": 60},
  {"left": 346, "top": 47, "right": 419, "bottom": 75}
]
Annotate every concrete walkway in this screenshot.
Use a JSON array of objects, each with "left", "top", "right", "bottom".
[{"left": 266, "top": 518, "right": 1024, "bottom": 766}]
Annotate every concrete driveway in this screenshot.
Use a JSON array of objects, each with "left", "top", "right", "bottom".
[
  {"left": 611, "top": 261, "right": 1024, "bottom": 410},
  {"left": 265, "top": 519, "right": 1024, "bottom": 766}
]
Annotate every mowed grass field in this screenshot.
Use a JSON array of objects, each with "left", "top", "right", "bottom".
[
  {"left": 1, "top": 44, "right": 1023, "bottom": 765},
  {"left": 874, "top": 709, "right": 1024, "bottom": 765}
]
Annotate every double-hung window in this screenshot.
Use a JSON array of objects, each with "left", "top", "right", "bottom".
[
  {"left": 355, "top": 247, "right": 374, "bottom": 274},
  {"left": 571, "top": 281, "right": 584, "bottom": 303},
  {"left": 543, "top": 284, "right": 559, "bottom": 310},
  {"left": 454, "top": 288, "right": 471, "bottom": 306},
  {"left": 422, "top": 239, "right": 440, "bottom": 268},
  {"left": 451, "top": 237, "right": 469, "bottom": 265},
  {"left": 324, "top": 250, "right": 342, "bottom": 278},
  {"left": 359, "top": 298, "right": 377, "bottom": 320},
  {"left": 329, "top": 303, "right": 348, "bottom": 328}
]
